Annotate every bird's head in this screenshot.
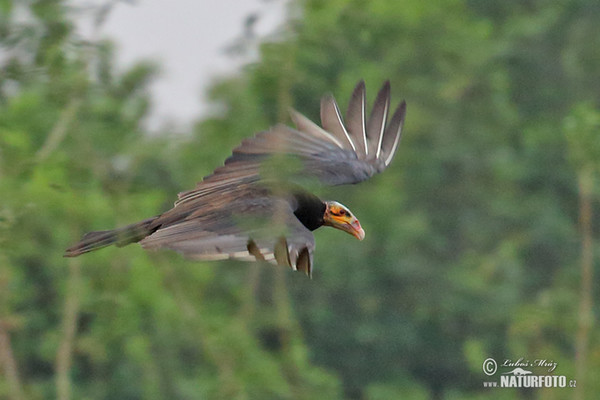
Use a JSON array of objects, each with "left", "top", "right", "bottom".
[{"left": 323, "top": 201, "right": 365, "bottom": 241}]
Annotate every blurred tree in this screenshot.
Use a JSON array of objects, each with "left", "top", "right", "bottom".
[
  {"left": 1, "top": 0, "right": 599, "bottom": 399},
  {"left": 564, "top": 103, "right": 600, "bottom": 400},
  {"left": 197, "top": 0, "right": 600, "bottom": 398},
  {"left": 1, "top": 1, "right": 342, "bottom": 399}
]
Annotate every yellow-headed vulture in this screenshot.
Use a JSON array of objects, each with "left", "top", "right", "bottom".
[{"left": 65, "top": 81, "right": 406, "bottom": 277}]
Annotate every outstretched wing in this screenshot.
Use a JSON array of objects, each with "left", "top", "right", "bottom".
[
  {"left": 141, "top": 186, "right": 317, "bottom": 276},
  {"left": 176, "top": 81, "right": 406, "bottom": 206},
  {"left": 146, "top": 81, "right": 405, "bottom": 276},
  {"left": 64, "top": 81, "right": 404, "bottom": 276}
]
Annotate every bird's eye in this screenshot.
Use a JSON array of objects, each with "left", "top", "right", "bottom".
[{"left": 339, "top": 209, "right": 346, "bottom": 216}]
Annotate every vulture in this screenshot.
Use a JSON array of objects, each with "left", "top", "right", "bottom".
[{"left": 65, "top": 80, "right": 406, "bottom": 277}]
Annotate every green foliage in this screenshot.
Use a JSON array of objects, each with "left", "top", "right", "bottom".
[
  {"left": 1, "top": 0, "right": 599, "bottom": 399},
  {"left": 564, "top": 103, "right": 600, "bottom": 171}
]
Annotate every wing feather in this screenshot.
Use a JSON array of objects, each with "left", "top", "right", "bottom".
[
  {"left": 289, "top": 110, "right": 344, "bottom": 148},
  {"left": 320, "top": 95, "right": 356, "bottom": 152},
  {"left": 366, "top": 81, "right": 390, "bottom": 159},
  {"left": 345, "top": 80, "right": 368, "bottom": 157},
  {"left": 381, "top": 100, "right": 407, "bottom": 166}
]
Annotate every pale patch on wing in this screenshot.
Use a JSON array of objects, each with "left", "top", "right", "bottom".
[
  {"left": 141, "top": 195, "right": 316, "bottom": 276},
  {"left": 289, "top": 109, "right": 344, "bottom": 148}
]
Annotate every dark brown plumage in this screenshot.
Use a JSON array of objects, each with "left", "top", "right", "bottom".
[{"left": 65, "top": 80, "right": 406, "bottom": 277}]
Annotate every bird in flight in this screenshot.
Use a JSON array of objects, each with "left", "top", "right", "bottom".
[{"left": 65, "top": 81, "right": 406, "bottom": 277}]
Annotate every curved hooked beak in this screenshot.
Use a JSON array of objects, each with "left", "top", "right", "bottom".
[
  {"left": 345, "top": 217, "right": 366, "bottom": 241},
  {"left": 323, "top": 208, "right": 365, "bottom": 241}
]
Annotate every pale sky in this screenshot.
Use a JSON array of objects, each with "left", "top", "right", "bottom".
[{"left": 72, "top": 0, "right": 286, "bottom": 130}]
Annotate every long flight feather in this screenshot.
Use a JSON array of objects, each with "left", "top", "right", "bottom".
[
  {"left": 381, "top": 100, "right": 407, "bottom": 166},
  {"left": 320, "top": 95, "right": 356, "bottom": 151},
  {"left": 345, "top": 80, "right": 368, "bottom": 157}
]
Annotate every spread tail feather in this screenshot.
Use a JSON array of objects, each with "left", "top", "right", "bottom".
[{"left": 64, "top": 217, "right": 159, "bottom": 257}]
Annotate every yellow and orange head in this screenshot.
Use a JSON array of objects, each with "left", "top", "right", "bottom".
[{"left": 323, "top": 201, "right": 365, "bottom": 241}]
